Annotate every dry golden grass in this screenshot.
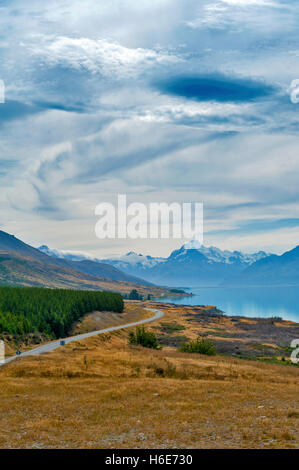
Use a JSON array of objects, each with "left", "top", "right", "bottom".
[
  {"left": 71, "top": 301, "right": 152, "bottom": 335},
  {"left": 0, "top": 251, "right": 175, "bottom": 298},
  {"left": 0, "top": 303, "right": 298, "bottom": 449}
]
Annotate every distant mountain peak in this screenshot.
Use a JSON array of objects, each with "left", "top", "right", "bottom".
[
  {"left": 173, "top": 242, "right": 269, "bottom": 266},
  {"left": 183, "top": 239, "right": 203, "bottom": 250}
]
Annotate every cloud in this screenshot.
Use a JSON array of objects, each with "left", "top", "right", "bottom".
[
  {"left": 0, "top": 0, "right": 299, "bottom": 256},
  {"left": 186, "top": 0, "right": 295, "bottom": 33},
  {"left": 30, "top": 36, "right": 182, "bottom": 79},
  {"left": 155, "top": 74, "right": 276, "bottom": 103},
  {"left": 0, "top": 100, "right": 43, "bottom": 124}
]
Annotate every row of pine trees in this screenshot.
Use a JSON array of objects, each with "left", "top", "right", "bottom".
[{"left": 0, "top": 286, "right": 124, "bottom": 338}]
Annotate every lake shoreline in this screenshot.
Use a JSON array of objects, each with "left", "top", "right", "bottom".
[
  {"left": 143, "top": 301, "right": 299, "bottom": 365},
  {"left": 154, "top": 285, "right": 299, "bottom": 323}
]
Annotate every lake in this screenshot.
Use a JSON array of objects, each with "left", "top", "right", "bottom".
[{"left": 157, "top": 285, "right": 299, "bottom": 323}]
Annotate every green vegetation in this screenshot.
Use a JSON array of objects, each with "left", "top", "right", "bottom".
[
  {"left": 129, "top": 326, "right": 159, "bottom": 349},
  {"left": 204, "top": 329, "right": 236, "bottom": 338},
  {"left": 123, "top": 289, "right": 144, "bottom": 301},
  {"left": 161, "top": 322, "right": 186, "bottom": 331},
  {"left": 0, "top": 286, "right": 124, "bottom": 339},
  {"left": 169, "top": 288, "right": 186, "bottom": 294},
  {"left": 179, "top": 337, "right": 217, "bottom": 355}
]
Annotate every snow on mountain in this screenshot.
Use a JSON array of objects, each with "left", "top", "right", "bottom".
[
  {"left": 106, "top": 251, "right": 165, "bottom": 268},
  {"left": 38, "top": 245, "right": 100, "bottom": 262},
  {"left": 38, "top": 241, "right": 271, "bottom": 287},
  {"left": 182, "top": 242, "right": 268, "bottom": 265}
]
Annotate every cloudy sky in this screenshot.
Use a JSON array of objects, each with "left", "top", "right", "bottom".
[{"left": 1, "top": 0, "right": 299, "bottom": 257}]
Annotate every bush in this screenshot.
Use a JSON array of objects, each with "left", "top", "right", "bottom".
[
  {"left": 129, "top": 326, "right": 159, "bottom": 349},
  {"left": 161, "top": 322, "right": 186, "bottom": 331},
  {"left": 179, "top": 337, "right": 217, "bottom": 355}
]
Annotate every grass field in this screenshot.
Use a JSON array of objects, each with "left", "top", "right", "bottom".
[{"left": 0, "top": 302, "right": 298, "bottom": 449}]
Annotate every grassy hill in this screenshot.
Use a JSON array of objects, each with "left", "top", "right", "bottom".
[
  {"left": 0, "top": 230, "right": 152, "bottom": 286},
  {"left": 0, "top": 231, "right": 174, "bottom": 299},
  {"left": 0, "top": 252, "right": 105, "bottom": 289},
  {"left": 0, "top": 302, "right": 298, "bottom": 449}
]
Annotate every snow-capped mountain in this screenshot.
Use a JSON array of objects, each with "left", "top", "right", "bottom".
[
  {"left": 38, "top": 245, "right": 99, "bottom": 262},
  {"left": 102, "top": 243, "right": 270, "bottom": 287},
  {"left": 183, "top": 241, "right": 268, "bottom": 265},
  {"left": 39, "top": 242, "right": 271, "bottom": 287},
  {"left": 223, "top": 245, "right": 299, "bottom": 286},
  {"left": 36, "top": 245, "right": 152, "bottom": 285},
  {"left": 104, "top": 251, "right": 165, "bottom": 269}
]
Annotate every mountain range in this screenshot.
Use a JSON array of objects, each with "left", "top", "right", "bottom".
[
  {"left": 39, "top": 240, "right": 275, "bottom": 287},
  {"left": 2, "top": 229, "right": 298, "bottom": 288},
  {"left": 223, "top": 245, "right": 299, "bottom": 286}
]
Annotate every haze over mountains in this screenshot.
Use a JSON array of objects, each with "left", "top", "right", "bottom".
[
  {"left": 223, "top": 245, "right": 299, "bottom": 287},
  {"left": 1, "top": 229, "right": 298, "bottom": 288},
  {"left": 39, "top": 240, "right": 279, "bottom": 287},
  {"left": 39, "top": 241, "right": 299, "bottom": 287},
  {"left": 101, "top": 244, "right": 270, "bottom": 287}
]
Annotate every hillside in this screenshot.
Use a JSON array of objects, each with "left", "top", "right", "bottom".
[
  {"left": 0, "top": 231, "right": 171, "bottom": 297},
  {"left": 0, "top": 302, "right": 298, "bottom": 449},
  {"left": 223, "top": 245, "right": 299, "bottom": 286},
  {"left": 0, "top": 252, "right": 105, "bottom": 289},
  {"left": 0, "top": 231, "right": 151, "bottom": 286}
]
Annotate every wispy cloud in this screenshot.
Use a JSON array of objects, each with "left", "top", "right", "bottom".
[
  {"left": 186, "top": 0, "right": 295, "bottom": 33},
  {"left": 0, "top": 0, "right": 298, "bottom": 255}
]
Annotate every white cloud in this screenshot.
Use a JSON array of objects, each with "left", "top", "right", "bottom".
[
  {"left": 209, "top": 225, "right": 299, "bottom": 254},
  {"left": 136, "top": 99, "right": 255, "bottom": 130},
  {"left": 0, "top": 0, "right": 299, "bottom": 256},
  {"left": 221, "top": 0, "right": 275, "bottom": 5},
  {"left": 30, "top": 36, "right": 182, "bottom": 78},
  {"left": 187, "top": 0, "right": 294, "bottom": 33}
]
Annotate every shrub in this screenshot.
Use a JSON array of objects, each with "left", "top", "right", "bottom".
[
  {"left": 129, "top": 326, "right": 159, "bottom": 349},
  {"left": 179, "top": 337, "right": 217, "bottom": 355},
  {"left": 161, "top": 322, "right": 186, "bottom": 331}
]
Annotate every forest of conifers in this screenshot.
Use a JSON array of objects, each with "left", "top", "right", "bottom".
[{"left": 0, "top": 287, "right": 124, "bottom": 338}]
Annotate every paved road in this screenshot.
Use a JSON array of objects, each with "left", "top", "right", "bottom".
[{"left": 1, "top": 308, "right": 164, "bottom": 366}]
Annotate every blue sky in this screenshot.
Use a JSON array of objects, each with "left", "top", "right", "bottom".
[{"left": 1, "top": 0, "right": 299, "bottom": 256}]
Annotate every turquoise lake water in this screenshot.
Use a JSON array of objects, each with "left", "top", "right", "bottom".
[{"left": 157, "top": 285, "right": 299, "bottom": 322}]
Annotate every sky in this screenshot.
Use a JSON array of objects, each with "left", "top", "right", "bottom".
[{"left": 1, "top": 0, "right": 299, "bottom": 257}]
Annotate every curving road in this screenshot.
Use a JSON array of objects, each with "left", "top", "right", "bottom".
[{"left": 1, "top": 308, "right": 164, "bottom": 366}]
